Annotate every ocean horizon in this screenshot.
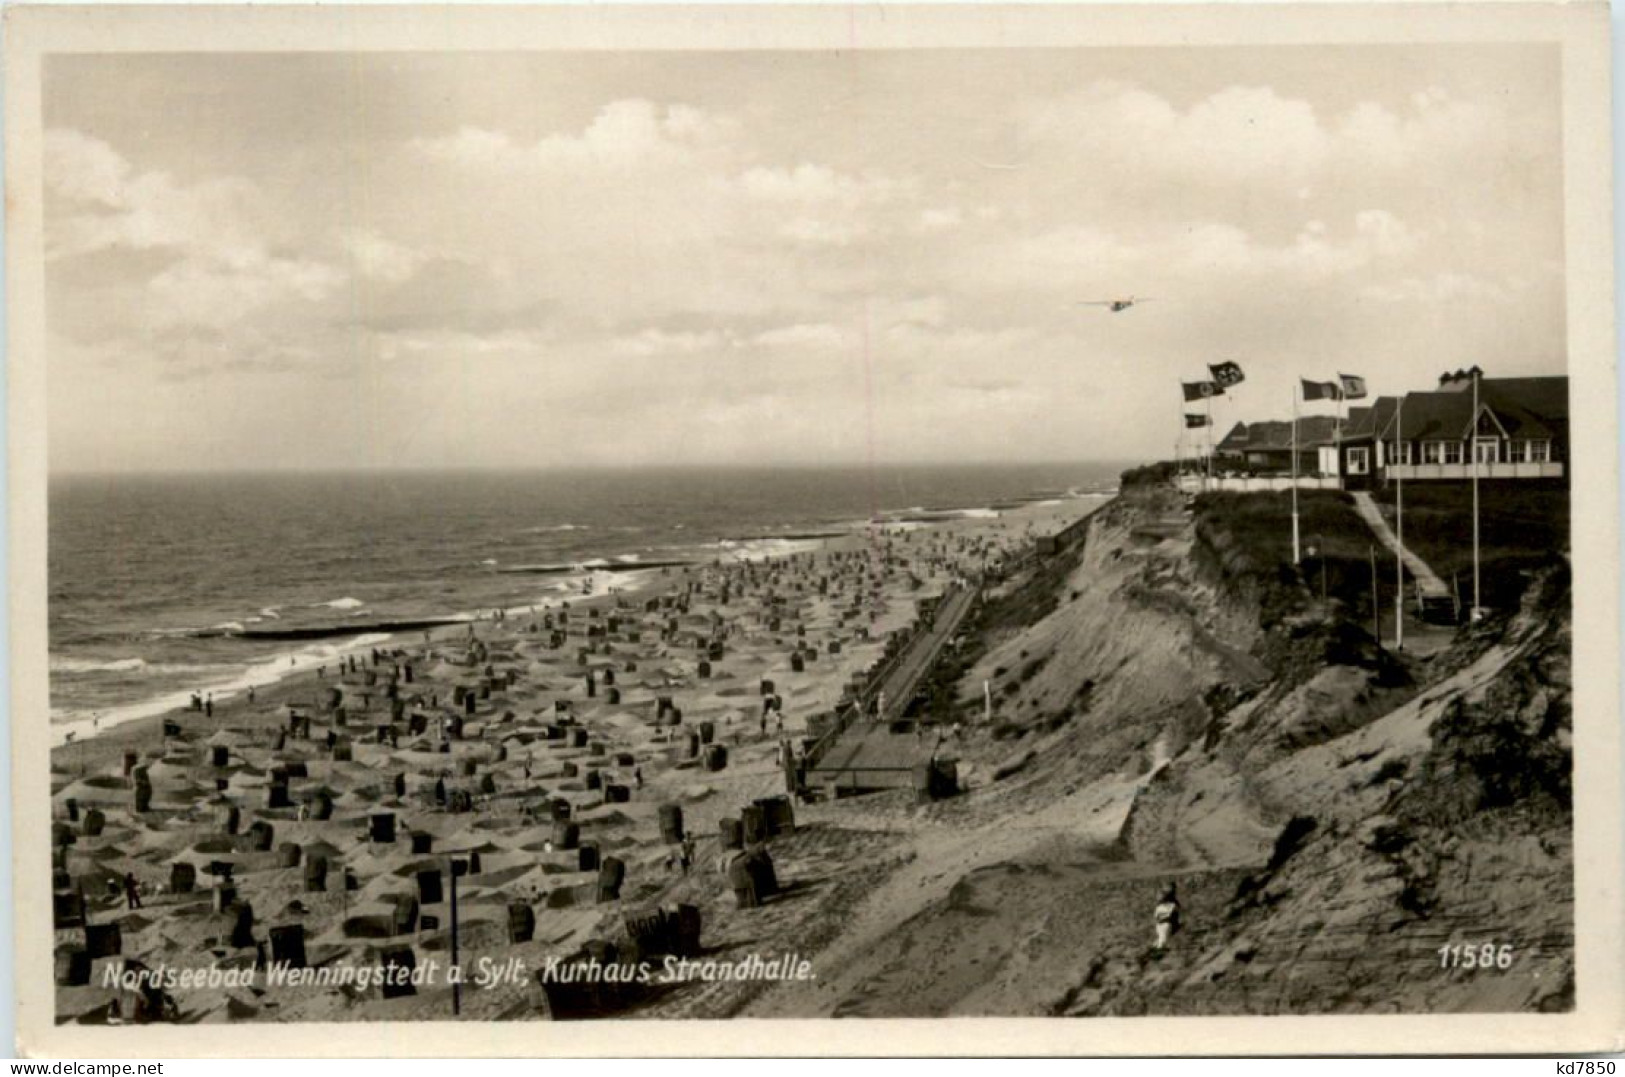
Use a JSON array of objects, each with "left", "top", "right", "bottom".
[{"left": 49, "top": 462, "right": 1125, "bottom": 731}]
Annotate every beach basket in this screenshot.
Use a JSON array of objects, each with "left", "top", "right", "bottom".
[
  {"left": 508, "top": 903, "right": 535, "bottom": 944},
  {"left": 269, "top": 924, "right": 307, "bottom": 969},
  {"left": 416, "top": 869, "right": 443, "bottom": 905},
  {"left": 379, "top": 946, "right": 416, "bottom": 998},
  {"left": 552, "top": 820, "right": 581, "bottom": 850},
  {"left": 84, "top": 922, "right": 121, "bottom": 955},
  {"left": 596, "top": 858, "right": 625, "bottom": 903},
  {"left": 577, "top": 843, "right": 600, "bottom": 872},
  {"left": 658, "top": 804, "right": 685, "bottom": 845},
  {"left": 54, "top": 947, "right": 91, "bottom": 987},
  {"left": 52, "top": 891, "right": 86, "bottom": 930},
  {"left": 369, "top": 813, "right": 397, "bottom": 844},
  {"left": 229, "top": 903, "right": 256, "bottom": 948},
  {"left": 754, "top": 795, "right": 796, "bottom": 836},
  {"left": 392, "top": 895, "right": 419, "bottom": 935},
  {"left": 741, "top": 805, "right": 768, "bottom": 846}
]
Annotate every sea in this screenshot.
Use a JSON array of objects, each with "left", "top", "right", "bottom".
[{"left": 48, "top": 464, "right": 1123, "bottom": 741}]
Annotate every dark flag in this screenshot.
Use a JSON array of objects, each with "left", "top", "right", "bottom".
[
  {"left": 1182, "top": 380, "right": 1223, "bottom": 402},
  {"left": 1184, "top": 413, "right": 1211, "bottom": 428},
  {"left": 1209, "top": 361, "right": 1245, "bottom": 388},
  {"left": 1301, "top": 378, "right": 1343, "bottom": 402},
  {"left": 1339, "top": 373, "right": 1368, "bottom": 400}
]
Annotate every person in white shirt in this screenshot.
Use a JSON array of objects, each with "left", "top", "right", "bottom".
[{"left": 1153, "top": 883, "right": 1181, "bottom": 951}]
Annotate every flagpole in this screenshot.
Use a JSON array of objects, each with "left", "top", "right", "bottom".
[
  {"left": 1335, "top": 386, "right": 1345, "bottom": 488},
  {"left": 1395, "top": 393, "right": 1404, "bottom": 650},
  {"left": 1471, "top": 368, "right": 1481, "bottom": 619},
  {"left": 1175, "top": 391, "right": 1183, "bottom": 489},
  {"left": 1291, "top": 381, "right": 1301, "bottom": 564},
  {"left": 1205, "top": 392, "right": 1214, "bottom": 484}
]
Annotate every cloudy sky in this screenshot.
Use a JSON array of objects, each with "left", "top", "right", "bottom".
[{"left": 43, "top": 45, "right": 1564, "bottom": 472}]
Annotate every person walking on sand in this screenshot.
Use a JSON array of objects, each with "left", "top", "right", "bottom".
[
  {"left": 205, "top": 693, "right": 213, "bottom": 718},
  {"left": 1153, "top": 884, "right": 1181, "bottom": 952},
  {"left": 247, "top": 686, "right": 256, "bottom": 705},
  {"left": 123, "top": 872, "right": 141, "bottom": 910}
]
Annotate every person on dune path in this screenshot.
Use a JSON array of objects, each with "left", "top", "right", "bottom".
[{"left": 1153, "top": 883, "right": 1181, "bottom": 951}]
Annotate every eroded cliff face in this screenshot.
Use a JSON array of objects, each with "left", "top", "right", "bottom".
[{"left": 758, "top": 483, "right": 1573, "bottom": 1018}]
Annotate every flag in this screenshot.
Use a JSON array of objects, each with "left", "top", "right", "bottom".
[
  {"left": 1300, "top": 378, "right": 1343, "bottom": 402},
  {"left": 1339, "top": 373, "right": 1368, "bottom": 400},
  {"left": 1209, "top": 361, "right": 1245, "bottom": 388},
  {"left": 1184, "top": 413, "right": 1211, "bottom": 428},
  {"left": 1182, "top": 380, "right": 1223, "bottom": 402}
]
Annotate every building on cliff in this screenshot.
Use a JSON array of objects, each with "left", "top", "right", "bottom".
[
  {"left": 1214, "top": 416, "right": 1339, "bottom": 475},
  {"left": 1210, "top": 371, "right": 1567, "bottom": 490},
  {"left": 1378, "top": 369, "right": 1569, "bottom": 484}
]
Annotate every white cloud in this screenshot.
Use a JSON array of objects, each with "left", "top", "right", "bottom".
[
  {"left": 611, "top": 327, "right": 731, "bottom": 357},
  {"left": 1358, "top": 272, "right": 1514, "bottom": 305},
  {"left": 411, "top": 99, "right": 738, "bottom": 173},
  {"left": 734, "top": 163, "right": 907, "bottom": 208},
  {"left": 917, "top": 207, "right": 963, "bottom": 233},
  {"left": 43, "top": 51, "right": 1564, "bottom": 471},
  {"left": 345, "top": 229, "right": 431, "bottom": 284},
  {"left": 148, "top": 250, "right": 345, "bottom": 331},
  {"left": 45, "top": 129, "right": 268, "bottom": 261},
  {"left": 1019, "top": 81, "right": 1330, "bottom": 189},
  {"left": 778, "top": 217, "right": 866, "bottom": 247},
  {"left": 751, "top": 323, "right": 848, "bottom": 350},
  {"left": 46, "top": 128, "right": 348, "bottom": 340}
]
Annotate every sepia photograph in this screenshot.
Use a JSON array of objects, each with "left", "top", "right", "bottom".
[{"left": 6, "top": 2, "right": 1620, "bottom": 1057}]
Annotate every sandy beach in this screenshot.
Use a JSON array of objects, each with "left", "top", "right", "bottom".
[{"left": 49, "top": 498, "right": 1096, "bottom": 1023}]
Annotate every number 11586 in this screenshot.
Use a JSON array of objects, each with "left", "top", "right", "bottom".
[{"left": 1439, "top": 943, "right": 1515, "bottom": 969}]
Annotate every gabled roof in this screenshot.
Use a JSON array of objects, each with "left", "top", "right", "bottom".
[
  {"left": 1215, "top": 416, "right": 1340, "bottom": 452},
  {"left": 1390, "top": 376, "right": 1568, "bottom": 442},
  {"left": 1342, "top": 396, "right": 1399, "bottom": 441}
]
